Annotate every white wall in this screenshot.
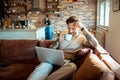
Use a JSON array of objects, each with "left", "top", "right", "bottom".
[
  {"left": 105, "top": 0, "right": 120, "bottom": 63},
  {"left": 0, "top": 30, "right": 36, "bottom": 39},
  {"left": 0, "top": 28, "right": 45, "bottom": 40}
]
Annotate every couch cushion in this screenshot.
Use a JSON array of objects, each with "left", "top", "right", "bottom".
[
  {"left": 72, "top": 48, "right": 91, "bottom": 68},
  {"left": 73, "top": 53, "right": 114, "bottom": 80},
  {"left": 0, "top": 40, "right": 1, "bottom": 54},
  {"left": 38, "top": 40, "right": 56, "bottom": 48},
  {"left": 0, "top": 40, "right": 39, "bottom": 64},
  {"left": 0, "top": 63, "right": 35, "bottom": 80},
  {"left": 74, "top": 48, "right": 91, "bottom": 61}
]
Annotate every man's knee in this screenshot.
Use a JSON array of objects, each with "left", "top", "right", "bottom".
[{"left": 64, "top": 62, "right": 77, "bottom": 73}]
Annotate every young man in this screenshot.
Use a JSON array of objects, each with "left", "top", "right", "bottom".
[
  {"left": 28, "top": 16, "right": 89, "bottom": 80},
  {"left": 46, "top": 16, "right": 91, "bottom": 80},
  {"left": 57, "top": 16, "right": 88, "bottom": 60}
]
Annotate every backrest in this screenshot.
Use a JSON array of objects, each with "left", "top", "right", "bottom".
[
  {"left": 38, "top": 40, "right": 56, "bottom": 48},
  {"left": 0, "top": 40, "right": 39, "bottom": 64}
]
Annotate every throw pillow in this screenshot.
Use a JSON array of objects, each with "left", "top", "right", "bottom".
[
  {"left": 73, "top": 53, "right": 114, "bottom": 80},
  {"left": 74, "top": 48, "right": 91, "bottom": 61}
]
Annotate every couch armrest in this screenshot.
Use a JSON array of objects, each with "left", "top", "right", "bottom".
[
  {"left": 100, "top": 54, "right": 120, "bottom": 80},
  {"left": 94, "top": 44, "right": 120, "bottom": 80},
  {"left": 93, "top": 44, "right": 108, "bottom": 59}
]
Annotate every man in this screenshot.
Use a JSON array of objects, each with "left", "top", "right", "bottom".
[
  {"left": 54, "top": 16, "right": 88, "bottom": 60},
  {"left": 47, "top": 16, "right": 89, "bottom": 80},
  {"left": 28, "top": 16, "right": 89, "bottom": 80}
]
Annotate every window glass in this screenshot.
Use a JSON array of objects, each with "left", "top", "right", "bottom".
[
  {"left": 100, "top": 1, "right": 105, "bottom": 25},
  {"left": 105, "top": 0, "right": 110, "bottom": 26},
  {"left": 98, "top": 0, "right": 110, "bottom": 27}
]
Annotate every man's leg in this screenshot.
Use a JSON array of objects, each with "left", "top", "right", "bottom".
[
  {"left": 47, "top": 62, "right": 77, "bottom": 80},
  {"left": 27, "top": 62, "right": 53, "bottom": 80}
]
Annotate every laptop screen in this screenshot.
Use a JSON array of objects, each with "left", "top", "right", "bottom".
[{"left": 35, "top": 46, "right": 64, "bottom": 66}]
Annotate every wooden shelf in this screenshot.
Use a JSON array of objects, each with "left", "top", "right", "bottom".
[
  {"left": 46, "top": 0, "right": 59, "bottom": 15},
  {"left": 5, "top": 12, "right": 26, "bottom": 15},
  {"left": 4, "top": 5, "right": 27, "bottom": 8},
  {"left": 3, "top": 0, "right": 30, "bottom": 18}
]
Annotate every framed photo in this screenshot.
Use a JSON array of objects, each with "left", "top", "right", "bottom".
[{"left": 113, "top": 0, "right": 120, "bottom": 12}]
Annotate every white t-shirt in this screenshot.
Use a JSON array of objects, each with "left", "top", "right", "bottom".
[{"left": 59, "top": 33, "right": 87, "bottom": 53}]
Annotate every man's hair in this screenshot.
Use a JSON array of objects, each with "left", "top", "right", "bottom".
[{"left": 66, "top": 16, "right": 78, "bottom": 25}]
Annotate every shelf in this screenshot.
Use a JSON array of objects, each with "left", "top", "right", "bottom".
[
  {"left": 3, "top": 0, "right": 30, "bottom": 18},
  {"left": 4, "top": 5, "right": 27, "bottom": 8},
  {"left": 46, "top": 0, "right": 59, "bottom": 15},
  {"left": 46, "top": 2, "right": 58, "bottom": 4},
  {"left": 5, "top": 12, "right": 26, "bottom": 15}
]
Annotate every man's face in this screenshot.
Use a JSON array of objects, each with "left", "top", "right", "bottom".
[{"left": 68, "top": 22, "right": 79, "bottom": 36}]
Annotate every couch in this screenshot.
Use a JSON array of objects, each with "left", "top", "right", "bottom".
[{"left": 0, "top": 39, "right": 120, "bottom": 80}]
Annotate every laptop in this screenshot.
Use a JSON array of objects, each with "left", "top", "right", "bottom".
[{"left": 35, "top": 46, "right": 66, "bottom": 66}]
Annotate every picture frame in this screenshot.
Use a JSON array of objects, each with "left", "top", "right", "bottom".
[{"left": 113, "top": 0, "right": 120, "bottom": 12}]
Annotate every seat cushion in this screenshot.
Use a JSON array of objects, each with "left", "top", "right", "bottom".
[
  {"left": 0, "top": 64, "right": 35, "bottom": 80},
  {"left": 73, "top": 53, "right": 114, "bottom": 80}
]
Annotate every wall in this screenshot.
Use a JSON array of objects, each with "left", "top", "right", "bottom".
[
  {"left": 0, "top": 27, "right": 45, "bottom": 40},
  {"left": 29, "top": 0, "right": 97, "bottom": 31},
  {"left": 1, "top": 0, "right": 97, "bottom": 39},
  {"left": 105, "top": 0, "right": 120, "bottom": 63},
  {"left": 0, "top": 30, "right": 37, "bottom": 39}
]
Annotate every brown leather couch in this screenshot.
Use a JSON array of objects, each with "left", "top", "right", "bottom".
[
  {"left": 0, "top": 40, "right": 119, "bottom": 80},
  {"left": 0, "top": 40, "right": 59, "bottom": 80}
]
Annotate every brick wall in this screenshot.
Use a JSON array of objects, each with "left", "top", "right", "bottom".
[
  {"left": 36, "top": 0, "right": 97, "bottom": 31},
  {"left": 8, "top": 0, "right": 97, "bottom": 31},
  {"left": 52, "top": 0, "right": 97, "bottom": 31}
]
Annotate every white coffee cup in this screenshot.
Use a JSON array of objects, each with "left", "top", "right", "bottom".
[{"left": 65, "top": 34, "right": 72, "bottom": 41}]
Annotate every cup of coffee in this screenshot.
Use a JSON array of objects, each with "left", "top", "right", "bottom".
[{"left": 65, "top": 34, "right": 72, "bottom": 41}]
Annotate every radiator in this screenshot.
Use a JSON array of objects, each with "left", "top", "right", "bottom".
[{"left": 95, "top": 29, "right": 105, "bottom": 48}]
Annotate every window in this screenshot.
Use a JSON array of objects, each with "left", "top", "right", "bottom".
[{"left": 97, "top": 0, "right": 110, "bottom": 27}]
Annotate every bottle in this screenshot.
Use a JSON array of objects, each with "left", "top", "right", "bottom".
[
  {"left": 44, "top": 15, "right": 49, "bottom": 25},
  {"left": 45, "top": 19, "right": 53, "bottom": 40}
]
